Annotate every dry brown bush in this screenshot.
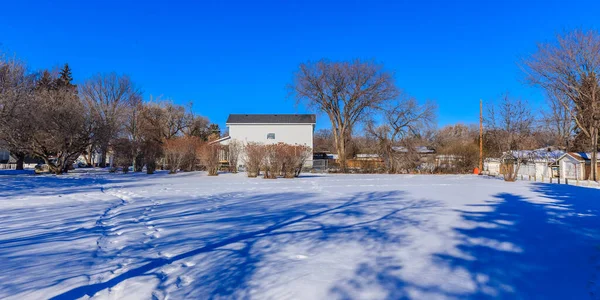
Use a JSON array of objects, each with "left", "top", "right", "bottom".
[
  {"left": 281, "top": 144, "right": 311, "bottom": 178},
  {"left": 244, "top": 142, "right": 265, "bottom": 178},
  {"left": 200, "top": 143, "right": 221, "bottom": 176},
  {"left": 246, "top": 143, "right": 311, "bottom": 179},
  {"left": 163, "top": 137, "right": 194, "bottom": 174},
  {"left": 263, "top": 144, "right": 283, "bottom": 179},
  {"left": 180, "top": 136, "right": 202, "bottom": 172},
  {"left": 228, "top": 140, "right": 242, "bottom": 173}
]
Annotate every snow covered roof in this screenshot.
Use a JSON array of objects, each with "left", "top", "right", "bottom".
[
  {"left": 502, "top": 148, "right": 565, "bottom": 161},
  {"left": 560, "top": 152, "right": 600, "bottom": 162},
  {"left": 392, "top": 146, "right": 435, "bottom": 154},
  {"left": 226, "top": 114, "right": 316, "bottom": 124},
  {"left": 356, "top": 154, "right": 380, "bottom": 158}
]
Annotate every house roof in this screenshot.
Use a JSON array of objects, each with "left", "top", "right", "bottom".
[
  {"left": 495, "top": 148, "right": 565, "bottom": 162},
  {"left": 560, "top": 152, "right": 600, "bottom": 162},
  {"left": 208, "top": 136, "right": 231, "bottom": 145},
  {"left": 392, "top": 146, "right": 436, "bottom": 154},
  {"left": 226, "top": 114, "right": 316, "bottom": 124}
]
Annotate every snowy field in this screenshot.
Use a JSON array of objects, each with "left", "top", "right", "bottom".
[{"left": 1, "top": 171, "right": 599, "bottom": 300}]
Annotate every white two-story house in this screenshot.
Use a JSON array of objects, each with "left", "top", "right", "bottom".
[{"left": 214, "top": 114, "right": 316, "bottom": 168}]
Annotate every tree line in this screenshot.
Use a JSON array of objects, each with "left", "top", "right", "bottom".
[
  {"left": 0, "top": 55, "right": 221, "bottom": 175},
  {"left": 291, "top": 29, "right": 600, "bottom": 180},
  {"left": 2, "top": 29, "right": 599, "bottom": 179}
]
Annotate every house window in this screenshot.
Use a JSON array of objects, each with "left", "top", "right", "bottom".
[{"left": 267, "top": 133, "right": 275, "bottom": 139}]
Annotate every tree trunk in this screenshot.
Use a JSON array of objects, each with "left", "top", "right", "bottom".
[
  {"left": 84, "top": 153, "right": 92, "bottom": 167},
  {"left": 337, "top": 141, "right": 347, "bottom": 172},
  {"left": 99, "top": 144, "right": 108, "bottom": 168},
  {"left": 146, "top": 159, "right": 156, "bottom": 174},
  {"left": 43, "top": 157, "right": 63, "bottom": 175},
  {"left": 134, "top": 154, "right": 144, "bottom": 172},
  {"left": 15, "top": 153, "right": 25, "bottom": 170}
]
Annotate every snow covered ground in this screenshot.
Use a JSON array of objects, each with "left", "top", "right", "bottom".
[{"left": 1, "top": 171, "right": 599, "bottom": 299}]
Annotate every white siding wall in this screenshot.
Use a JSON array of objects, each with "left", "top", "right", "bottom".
[
  {"left": 560, "top": 156, "right": 584, "bottom": 180},
  {"left": 517, "top": 162, "right": 552, "bottom": 178},
  {"left": 227, "top": 123, "right": 314, "bottom": 167},
  {"left": 484, "top": 161, "right": 500, "bottom": 175},
  {"left": 0, "top": 149, "right": 9, "bottom": 162}
]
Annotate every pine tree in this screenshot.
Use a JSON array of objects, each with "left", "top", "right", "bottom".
[
  {"left": 57, "top": 63, "right": 75, "bottom": 89},
  {"left": 209, "top": 123, "right": 221, "bottom": 136},
  {"left": 208, "top": 124, "right": 221, "bottom": 141}
]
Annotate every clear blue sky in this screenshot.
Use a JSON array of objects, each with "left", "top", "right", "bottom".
[{"left": 1, "top": 0, "right": 599, "bottom": 130}]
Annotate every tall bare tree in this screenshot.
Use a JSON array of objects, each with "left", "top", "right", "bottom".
[
  {"left": 123, "top": 94, "right": 144, "bottom": 171},
  {"left": 485, "top": 94, "right": 535, "bottom": 181},
  {"left": 0, "top": 54, "right": 35, "bottom": 170},
  {"left": 541, "top": 90, "right": 573, "bottom": 149},
  {"left": 27, "top": 72, "right": 92, "bottom": 174},
  {"left": 290, "top": 59, "right": 399, "bottom": 171},
  {"left": 79, "top": 73, "right": 142, "bottom": 167},
  {"left": 367, "top": 95, "right": 436, "bottom": 173},
  {"left": 184, "top": 105, "right": 211, "bottom": 141},
  {"left": 434, "top": 124, "right": 480, "bottom": 173},
  {"left": 524, "top": 29, "right": 600, "bottom": 181}
]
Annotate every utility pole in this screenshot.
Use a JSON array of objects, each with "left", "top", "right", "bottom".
[{"left": 479, "top": 99, "right": 483, "bottom": 174}]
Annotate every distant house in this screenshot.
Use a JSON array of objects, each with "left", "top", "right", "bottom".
[
  {"left": 484, "top": 157, "right": 502, "bottom": 175},
  {"left": 344, "top": 147, "right": 436, "bottom": 172},
  {"left": 0, "top": 148, "right": 44, "bottom": 169},
  {"left": 484, "top": 148, "right": 564, "bottom": 178},
  {"left": 75, "top": 150, "right": 114, "bottom": 168},
  {"left": 556, "top": 152, "right": 600, "bottom": 180},
  {"left": 214, "top": 114, "right": 316, "bottom": 169},
  {"left": 0, "top": 148, "right": 9, "bottom": 164}
]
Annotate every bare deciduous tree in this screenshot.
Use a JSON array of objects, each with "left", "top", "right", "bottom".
[
  {"left": 524, "top": 29, "right": 600, "bottom": 181},
  {"left": 28, "top": 74, "right": 92, "bottom": 174},
  {"left": 79, "top": 73, "right": 142, "bottom": 167},
  {"left": 0, "top": 55, "right": 35, "bottom": 170},
  {"left": 367, "top": 95, "right": 436, "bottom": 173},
  {"left": 485, "top": 94, "right": 535, "bottom": 181},
  {"left": 291, "top": 59, "right": 399, "bottom": 171},
  {"left": 313, "top": 128, "right": 335, "bottom": 153},
  {"left": 541, "top": 91, "right": 573, "bottom": 150},
  {"left": 112, "top": 138, "right": 135, "bottom": 173},
  {"left": 434, "top": 124, "right": 479, "bottom": 173}
]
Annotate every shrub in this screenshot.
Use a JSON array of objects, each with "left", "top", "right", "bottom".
[
  {"left": 244, "top": 142, "right": 266, "bottom": 178},
  {"left": 281, "top": 144, "right": 311, "bottom": 178},
  {"left": 112, "top": 138, "right": 135, "bottom": 173},
  {"left": 246, "top": 143, "right": 311, "bottom": 179},
  {"left": 163, "top": 137, "right": 188, "bottom": 174},
  {"left": 141, "top": 140, "right": 162, "bottom": 174},
  {"left": 228, "top": 140, "right": 242, "bottom": 173},
  {"left": 200, "top": 143, "right": 221, "bottom": 176},
  {"left": 180, "top": 136, "right": 203, "bottom": 172}
]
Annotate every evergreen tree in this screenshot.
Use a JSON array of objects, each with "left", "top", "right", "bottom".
[
  {"left": 57, "top": 63, "right": 75, "bottom": 90},
  {"left": 208, "top": 124, "right": 221, "bottom": 140},
  {"left": 209, "top": 123, "right": 220, "bottom": 136}
]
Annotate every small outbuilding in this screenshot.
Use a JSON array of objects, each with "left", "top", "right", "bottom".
[
  {"left": 556, "top": 152, "right": 600, "bottom": 180},
  {"left": 484, "top": 148, "right": 564, "bottom": 178}
]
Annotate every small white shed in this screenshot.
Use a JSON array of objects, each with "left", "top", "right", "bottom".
[{"left": 556, "top": 152, "right": 599, "bottom": 180}]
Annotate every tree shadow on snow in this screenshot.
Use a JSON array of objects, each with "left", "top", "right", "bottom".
[
  {"left": 432, "top": 184, "right": 600, "bottom": 299},
  {"left": 47, "top": 190, "right": 439, "bottom": 299}
]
